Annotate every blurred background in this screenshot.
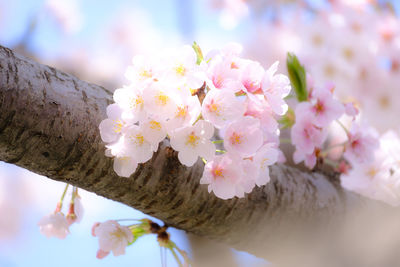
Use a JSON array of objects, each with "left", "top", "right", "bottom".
[{"left": 1, "top": 0, "right": 400, "bottom": 266}]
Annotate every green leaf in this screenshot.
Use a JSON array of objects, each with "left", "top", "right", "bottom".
[
  {"left": 192, "top": 41, "right": 204, "bottom": 65},
  {"left": 278, "top": 107, "right": 295, "bottom": 130},
  {"left": 286, "top": 53, "right": 308, "bottom": 102}
]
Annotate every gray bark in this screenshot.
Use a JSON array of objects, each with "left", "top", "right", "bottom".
[{"left": 1, "top": 45, "right": 395, "bottom": 266}]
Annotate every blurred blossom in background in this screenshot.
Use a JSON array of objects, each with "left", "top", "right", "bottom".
[{"left": 0, "top": 0, "right": 400, "bottom": 266}]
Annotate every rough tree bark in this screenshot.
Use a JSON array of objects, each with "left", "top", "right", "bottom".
[{"left": 1, "top": 45, "right": 395, "bottom": 266}]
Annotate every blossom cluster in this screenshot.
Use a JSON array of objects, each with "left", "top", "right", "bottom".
[
  {"left": 289, "top": 74, "right": 400, "bottom": 207},
  {"left": 99, "top": 43, "right": 290, "bottom": 199}
]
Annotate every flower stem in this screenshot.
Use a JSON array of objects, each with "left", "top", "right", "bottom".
[
  {"left": 170, "top": 247, "right": 183, "bottom": 267},
  {"left": 215, "top": 149, "right": 226, "bottom": 154},
  {"left": 201, "top": 157, "right": 207, "bottom": 164},
  {"left": 60, "top": 184, "right": 69, "bottom": 204},
  {"left": 336, "top": 120, "right": 349, "bottom": 135},
  {"left": 280, "top": 138, "right": 292, "bottom": 144},
  {"left": 212, "top": 140, "right": 224, "bottom": 144}
]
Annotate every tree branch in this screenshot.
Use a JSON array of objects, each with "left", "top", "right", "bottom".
[{"left": 0, "top": 45, "right": 367, "bottom": 263}]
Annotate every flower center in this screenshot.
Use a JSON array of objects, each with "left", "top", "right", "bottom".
[
  {"left": 207, "top": 100, "right": 220, "bottom": 115},
  {"left": 156, "top": 92, "right": 169, "bottom": 106},
  {"left": 314, "top": 100, "right": 325, "bottom": 114},
  {"left": 367, "top": 167, "right": 377, "bottom": 179},
  {"left": 230, "top": 132, "right": 242, "bottom": 145},
  {"left": 134, "top": 134, "right": 144, "bottom": 145},
  {"left": 212, "top": 167, "right": 224, "bottom": 178},
  {"left": 186, "top": 132, "right": 200, "bottom": 147},
  {"left": 130, "top": 96, "right": 144, "bottom": 109},
  {"left": 176, "top": 106, "right": 188, "bottom": 118},
  {"left": 149, "top": 120, "right": 162, "bottom": 130},
  {"left": 140, "top": 69, "right": 152, "bottom": 78},
  {"left": 175, "top": 64, "right": 186, "bottom": 76},
  {"left": 113, "top": 120, "right": 123, "bottom": 133}
]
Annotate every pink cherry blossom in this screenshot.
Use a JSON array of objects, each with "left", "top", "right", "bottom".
[
  {"left": 343, "top": 123, "right": 379, "bottom": 164},
  {"left": 224, "top": 116, "right": 263, "bottom": 157},
  {"left": 240, "top": 59, "right": 265, "bottom": 94},
  {"left": 252, "top": 143, "right": 279, "bottom": 186},
  {"left": 307, "top": 86, "right": 344, "bottom": 127},
  {"left": 37, "top": 212, "right": 70, "bottom": 239},
  {"left": 344, "top": 102, "right": 359, "bottom": 117},
  {"left": 93, "top": 220, "right": 133, "bottom": 258},
  {"left": 244, "top": 97, "right": 278, "bottom": 134},
  {"left": 261, "top": 61, "right": 291, "bottom": 115},
  {"left": 169, "top": 120, "right": 215, "bottom": 166},
  {"left": 200, "top": 153, "right": 245, "bottom": 199},
  {"left": 201, "top": 88, "right": 245, "bottom": 129},
  {"left": 291, "top": 103, "right": 327, "bottom": 155}
]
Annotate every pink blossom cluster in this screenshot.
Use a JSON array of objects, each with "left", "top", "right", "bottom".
[
  {"left": 99, "top": 43, "right": 291, "bottom": 199},
  {"left": 246, "top": 3, "right": 400, "bottom": 132},
  {"left": 341, "top": 130, "right": 400, "bottom": 206},
  {"left": 289, "top": 76, "right": 400, "bottom": 206}
]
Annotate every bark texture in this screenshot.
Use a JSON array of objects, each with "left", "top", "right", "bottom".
[{"left": 0, "top": 45, "right": 372, "bottom": 263}]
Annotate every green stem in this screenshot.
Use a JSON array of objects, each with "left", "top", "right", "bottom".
[
  {"left": 336, "top": 120, "right": 349, "bottom": 135},
  {"left": 324, "top": 158, "right": 339, "bottom": 168},
  {"left": 201, "top": 157, "right": 207, "bottom": 164},
  {"left": 215, "top": 149, "right": 226, "bottom": 154},
  {"left": 212, "top": 140, "right": 224, "bottom": 144},
  {"left": 170, "top": 247, "right": 183, "bottom": 267},
  {"left": 59, "top": 184, "right": 69, "bottom": 204},
  {"left": 280, "top": 138, "right": 292, "bottom": 144}
]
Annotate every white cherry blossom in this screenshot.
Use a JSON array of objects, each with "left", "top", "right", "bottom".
[
  {"left": 99, "top": 104, "right": 125, "bottom": 143},
  {"left": 38, "top": 212, "right": 70, "bottom": 239},
  {"left": 93, "top": 220, "right": 133, "bottom": 258},
  {"left": 170, "top": 120, "right": 215, "bottom": 167}
]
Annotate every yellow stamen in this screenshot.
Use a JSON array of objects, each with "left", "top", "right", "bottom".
[
  {"left": 367, "top": 167, "right": 377, "bottom": 179},
  {"left": 156, "top": 92, "right": 169, "bottom": 106},
  {"left": 186, "top": 132, "right": 200, "bottom": 147},
  {"left": 230, "top": 132, "right": 242, "bottom": 145},
  {"left": 176, "top": 106, "right": 188, "bottom": 118},
  {"left": 213, "top": 167, "right": 223, "bottom": 178},
  {"left": 139, "top": 69, "right": 152, "bottom": 78},
  {"left": 129, "top": 96, "right": 143, "bottom": 109},
  {"left": 175, "top": 64, "right": 186, "bottom": 76},
  {"left": 130, "top": 134, "right": 144, "bottom": 145},
  {"left": 149, "top": 120, "right": 161, "bottom": 130},
  {"left": 113, "top": 120, "right": 123, "bottom": 133}
]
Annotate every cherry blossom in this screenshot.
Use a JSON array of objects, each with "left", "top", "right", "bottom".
[
  {"left": 343, "top": 123, "right": 379, "bottom": 164},
  {"left": 99, "top": 104, "right": 125, "bottom": 143},
  {"left": 169, "top": 120, "right": 215, "bottom": 166},
  {"left": 200, "top": 153, "right": 245, "bottom": 199},
  {"left": 224, "top": 116, "right": 263, "bottom": 157},
  {"left": 306, "top": 86, "right": 344, "bottom": 127},
  {"left": 252, "top": 143, "right": 279, "bottom": 186},
  {"left": 201, "top": 87, "right": 245, "bottom": 128},
  {"left": 261, "top": 62, "right": 291, "bottom": 115},
  {"left": 93, "top": 220, "right": 134, "bottom": 258},
  {"left": 37, "top": 212, "right": 70, "bottom": 239},
  {"left": 291, "top": 104, "right": 327, "bottom": 155}
]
